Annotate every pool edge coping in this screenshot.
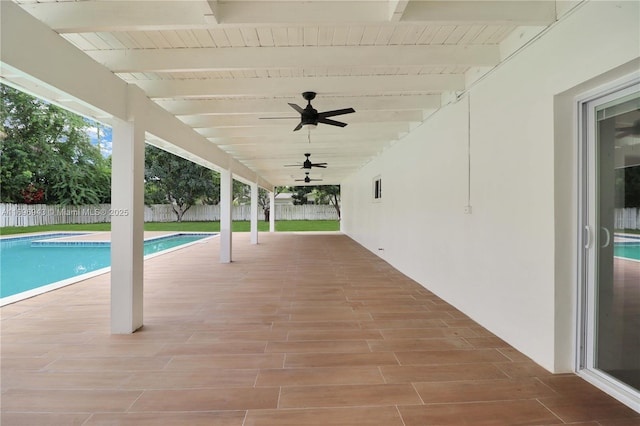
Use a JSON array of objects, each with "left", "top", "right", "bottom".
[{"left": 0, "top": 232, "right": 218, "bottom": 307}]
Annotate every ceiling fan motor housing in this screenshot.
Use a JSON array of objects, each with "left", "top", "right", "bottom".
[{"left": 302, "top": 105, "right": 319, "bottom": 126}]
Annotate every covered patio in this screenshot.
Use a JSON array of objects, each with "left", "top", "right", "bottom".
[
  {"left": 2, "top": 0, "right": 640, "bottom": 415},
  {"left": 2, "top": 232, "right": 638, "bottom": 424}
]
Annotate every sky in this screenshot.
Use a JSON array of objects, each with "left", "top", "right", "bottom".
[{"left": 85, "top": 119, "right": 113, "bottom": 158}]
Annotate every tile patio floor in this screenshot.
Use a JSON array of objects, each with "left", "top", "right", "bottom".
[{"left": 1, "top": 232, "right": 639, "bottom": 425}]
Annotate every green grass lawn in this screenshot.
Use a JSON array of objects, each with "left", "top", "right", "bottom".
[{"left": 0, "top": 220, "right": 340, "bottom": 235}]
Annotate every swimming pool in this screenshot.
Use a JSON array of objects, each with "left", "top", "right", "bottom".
[
  {"left": 615, "top": 242, "right": 640, "bottom": 261},
  {"left": 0, "top": 232, "right": 216, "bottom": 304}
]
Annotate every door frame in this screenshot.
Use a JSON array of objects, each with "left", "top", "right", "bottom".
[{"left": 575, "top": 74, "right": 640, "bottom": 412}]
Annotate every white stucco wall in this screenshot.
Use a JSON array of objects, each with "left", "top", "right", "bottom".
[{"left": 341, "top": 1, "right": 640, "bottom": 372}]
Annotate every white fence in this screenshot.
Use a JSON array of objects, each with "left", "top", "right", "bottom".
[
  {"left": 615, "top": 207, "right": 640, "bottom": 231},
  {"left": 3, "top": 203, "right": 639, "bottom": 230},
  {"left": 0, "top": 203, "right": 339, "bottom": 227}
]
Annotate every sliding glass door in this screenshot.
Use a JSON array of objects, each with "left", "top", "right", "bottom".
[{"left": 579, "top": 81, "right": 640, "bottom": 407}]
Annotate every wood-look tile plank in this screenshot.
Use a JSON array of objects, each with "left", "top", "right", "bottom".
[
  {"left": 381, "top": 363, "right": 508, "bottom": 383},
  {"left": 272, "top": 320, "right": 362, "bottom": 331},
  {"left": 188, "top": 330, "right": 288, "bottom": 342},
  {"left": 121, "top": 369, "right": 258, "bottom": 389},
  {"left": 279, "top": 383, "right": 422, "bottom": 408},
  {"left": 84, "top": 411, "right": 246, "bottom": 426},
  {"left": 594, "top": 419, "right": 640, "bottom": 425},
  {"left": 2, "top": 389, "right": 142, "bottom": 412},
  {"left": 44, "top": 356, "right": 172, "bottom": 371},
  {"left": 130, "top": 387, "right": 279, "bottom": 411},
  {"left": 2, "top": 371, "right": 132, "bottom": 390},
  {"left": 464, "top": 336, "right": 511, "bottom": 348},
  {"left": 538, "top": 395, "right": 640, "bottom": 423},
  {"left": 166, "top": 354, "right": 285, "bottom": 369},
  {"left": 285, "top": 352, "right": 399, "bottom": 368},
  {"left": 413, "top": 378, "right": 558, "bottom": 403},
  {"left": 245, "top": 406, "right": 404, "bottom": 426},
  {"left": 379, "top": 327, "right": 478, "bottom": 339},
  {"left": 266, "top": 340, "right": 371, "bottom": 353},
  {"left": 1, "top": 413, "right": 91, "bottom": 426},
  {"left": 289, "top": 312, "right": 373, "bottom": 321},
  {"left": 368, "top": 337, "right": 472, "bottom": 352},
  {"left": 287, "top": 330, "right": 384, "bottom": 341},
  {"left": 494, "top": 360, "right": 554, "bottom": 378},
  {"left": 398, "top": 400, "right": 560, "bottom": 426},
  {"left": 369, "top": 312, "right": 453, "bottom": 320},
  {"left": 256, "top": 367, "right": 384, "bottom": 386},
  {"left": 157, "top": 341, "right": 267, "bottom": 356},
  {"left": 395, "top": 349, "right": 510, "bottom": 365},
  {"left": 360, "top": 319, "right": 448, "bottom": 329}
]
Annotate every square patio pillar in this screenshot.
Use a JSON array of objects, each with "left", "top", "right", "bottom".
[
  {"left": 269, "top": 191, "right": 275, "bottom": 233},
  {"left": 220, "top": 168, "right": 233, "bottom": 263},
  {"left": 250, "top": 182, "right": 259, "bottom": 244},
  {"left": 110, "top": 119, "right": 145, "bottom": 334}
]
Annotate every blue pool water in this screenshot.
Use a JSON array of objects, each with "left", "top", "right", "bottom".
[
  {"left": 615, "top": 242, "right": 640, "bottom": 261},
  {"left": 0, "top": 233, "right": 215, "bottom": 300}
]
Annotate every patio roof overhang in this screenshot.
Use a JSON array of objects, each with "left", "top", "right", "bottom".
[
  {"left": 1, "top": 0, "right": 567, "bottom": 187},
  {"left": 1, "top": 0, "right": 570, "bottom": 333}
]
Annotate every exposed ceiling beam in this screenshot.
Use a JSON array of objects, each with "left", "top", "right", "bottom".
[
  {"left": 205, "top": 0, "right": 219, "bottom": 24},
  {"left": 212, "top": 1, "right": 388, "bottom": 24},
  {"left": 158, "top": 95, "right": 441, "bottom": 115},
  {"left": 19, "top": 1, "right": 556, "bottom": 32},
  {"left": 133, "top": 74, "right": 465, "bottom": 99},
  {"left": 401, "top": 1, "right": 557, "bottom": 25},
  {"left": 389, "top": 0, "right": 410, "bottom": 22},
  {"left": 19, "top": 1, "right": 214, "bottom": 33},
  {"left": 88, "top": 45, "right": 500, "bottom": 73}
]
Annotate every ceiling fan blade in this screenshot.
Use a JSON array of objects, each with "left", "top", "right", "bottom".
[
  {"left": 293, "top": 122, "right": 304, "bottom": 131},
  {"left": 284, "top": 164, "right": 303, "bottom": 167},
  {"left": 311, "top": 164, "right": 327, "bottom": 168},
  {"left": 288, "top": 103, "right": 304, "bottom": 114},
  {"left": 317, "top": 117, "right": 348, "bottom": 127},
  {"left": 260, "top": 117, "right": 298, "bottom": 120},
  {"left": 319, "top": 108, "right": 355, "bottom": 118}
]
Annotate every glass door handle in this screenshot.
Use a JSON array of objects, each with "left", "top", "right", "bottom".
[
  {"left": 584, "top": 226, "right": 592, "bottom": 249},
  {"left": 601, "top": 227, "right": 611, "bottom": 248}
]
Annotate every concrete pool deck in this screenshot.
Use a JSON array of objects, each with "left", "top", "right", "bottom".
[{"left": 1, "top": 232, "right": 638, "bottom": 425}]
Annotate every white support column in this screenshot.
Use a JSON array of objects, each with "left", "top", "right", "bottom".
[
  {"left": 269, "top": 191, "right": 276, "bottom": 233},
  {"left": 220, "top": 168, "right": 233, "bottom": 263},
  {"left": 250, "top": 182, "right": 259, "bottom": 244},
  {"left": 110, "top": 119, "right": 145, "bottom": 334}
]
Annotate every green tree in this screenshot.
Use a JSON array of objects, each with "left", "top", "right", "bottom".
[
  {"left": 144, "top": 145, "right": 219, "bottom": 221},
  {"left": 0, "top": 84, "right": 110, "bottom": 205},
  {"left": 285, "top": 185, "right": 340, "bottom": 218},
  {"left": 233, "top": 181, "right": 250, "bottom": 205},
  {"left": 258, "top": 186, "right": 285, "bottom": 221},
  {"left": 290, "top": 186, "right": 310, "bottom": 205},
  {"left": 312, "top": 185, "right": 341, "bottom": 218},
  {"left": 201, "top": 172, "right": 221, "bottom": 206}
]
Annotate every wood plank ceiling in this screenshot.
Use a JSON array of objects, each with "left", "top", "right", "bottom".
[{"left": 14, "top": 0, "right": 559, "bottom": 186}]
